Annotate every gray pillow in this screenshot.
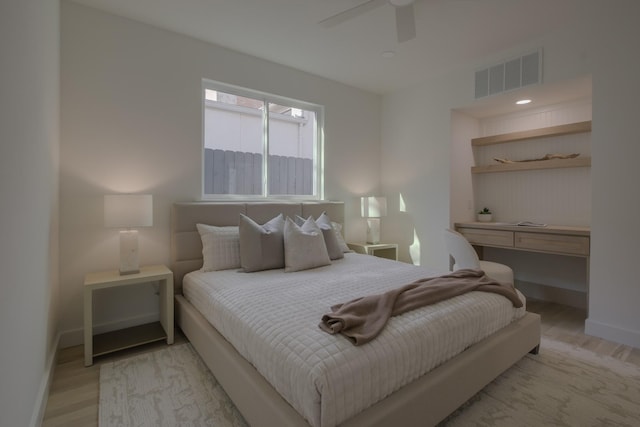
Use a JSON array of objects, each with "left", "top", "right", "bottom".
[
  {"left": 239, "top": 213, "right": 285, "bottom": 272},
  {"left": 296, "top": 213, "right": 344, "bottom": 260},
  {"left": 284, "top": 216, "right": 331, "bottom": 272}
]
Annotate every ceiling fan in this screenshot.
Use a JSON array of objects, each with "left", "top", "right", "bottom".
[{"left": 319, "top": 0, "right": 418, "bottom": 43}]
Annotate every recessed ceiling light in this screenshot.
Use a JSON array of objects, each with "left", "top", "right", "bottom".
[
  {"left": 516, "top": 99, "right": 532, "bottom": 105},
  {"left": 381, "top": 50, "right": 396, "bottom": 58}
]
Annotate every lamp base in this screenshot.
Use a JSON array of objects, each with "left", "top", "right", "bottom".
[
  {"left": 366, "top": 218, "right": 381, "bottom": 244},
  {"left": 119, "top": 230, "right": 140, "bottom": 275}
]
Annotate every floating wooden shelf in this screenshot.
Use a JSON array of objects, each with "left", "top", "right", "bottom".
[
  {"left": 471, "top": 121, "right": 592, "bottom": 146},
  {"left": 472, "top": 156, "right": 591, "bottom": 174}
]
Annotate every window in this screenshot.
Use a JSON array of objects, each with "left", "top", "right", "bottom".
[{"left": 202, "top": 80, "right": 323, "bottom": 198}]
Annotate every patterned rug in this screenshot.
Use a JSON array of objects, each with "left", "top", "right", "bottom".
[
  {"left": 442, "top": 337, "right": 640, "bottom": 426},
  {"left": 99, "top": 339, "right": 640, "bottom": 426},
  {"left": 99, "top": 344, "right": 247, "bottom": 426}
]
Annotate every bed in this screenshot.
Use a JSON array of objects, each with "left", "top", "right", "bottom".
[{"left": 171, "top": 201, "right": 541, "bottom": 427}]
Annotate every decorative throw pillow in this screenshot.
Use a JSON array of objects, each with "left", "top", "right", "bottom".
[
  {"left": 315, "top": 213, "right": 345, "bottom": 260},
  {"left": 239, "top": 213, "right": 285, "bottom": 272},
  {"left": 284, "top": 216, "right": 331, "bottom": 272},
  {"left": 331, "top": 221, "right": 351, "bottom": 253},
  {"left": 196, "top": 224, "right": 241, "bottom": 271},
  {"left": 295, "top": 213, "right": 345, "bottom": 260}
]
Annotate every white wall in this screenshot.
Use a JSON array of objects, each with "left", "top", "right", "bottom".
[
  {"left": 381, "top": 69, "right": 468, "bottom": 268},
  {"left": 449, "top": 111, "right": 478, "bottom": 225},
  {"left": 586, "top": 1, "right": 640, "bottom": 346},
  {"left": 381, "top": 0, "right": 640, "bottom": 347},
  {"left": 0, "top": 1, "right": 60, "bottom": 426},
  {"left": 59, "top": 2, "right": 381, "bottom": 345}
]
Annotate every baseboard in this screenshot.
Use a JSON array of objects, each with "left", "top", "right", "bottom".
[
  {"left": 585, "top": 318, "right": 640, "bottom": 348},
  {"left": 516, "top": 280, "right": 587, "bottom": 310},
  {"left": 30, "top": 332, "right": 60, "bottom": 427},
  {"left": 59, "top": 311, "right": 159, "bottom": 349}
]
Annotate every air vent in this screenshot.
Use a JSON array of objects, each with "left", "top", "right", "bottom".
[{"left": 474, "top": 49, "right": 542, "bottom": 99}]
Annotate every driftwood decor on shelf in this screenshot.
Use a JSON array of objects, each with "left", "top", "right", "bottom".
[{"left": 493, "top": 153, "right": 580, "bottom": 164}]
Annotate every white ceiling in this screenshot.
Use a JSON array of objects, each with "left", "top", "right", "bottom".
[{"left": 70, "top": 0, "right": 584, "bottom": 96}]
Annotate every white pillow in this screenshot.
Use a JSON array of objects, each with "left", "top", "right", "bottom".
[
  {"left": 196, "top": 224, "right": 241, "bottom": 271},
  {"left": 284, "top": 216, "right": 331, "bottom": 272},
  {"left": 331, "top": 221, "right": 351, "bottom": 253}
]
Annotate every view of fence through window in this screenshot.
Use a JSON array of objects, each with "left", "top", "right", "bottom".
[{"left": 203, "top": 86, "right": 319, "bottom": 197}]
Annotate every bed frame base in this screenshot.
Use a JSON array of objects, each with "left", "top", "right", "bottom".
[{"left": 176, "top": 294, "right": 541, "bottom": 427}]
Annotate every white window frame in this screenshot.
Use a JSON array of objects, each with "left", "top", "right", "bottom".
[{"left": 201, "top": 79, "right": 324, "bottom": 200}]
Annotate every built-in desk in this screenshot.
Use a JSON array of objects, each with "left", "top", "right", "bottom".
[
  {"left": 455, "top": 222, "right": 590, "bottom": 257},
  {"left": 455, "top": 222, "right": 590, "bottom": 308}
]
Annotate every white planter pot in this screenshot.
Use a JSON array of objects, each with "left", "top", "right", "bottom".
[{"left": 477, "top": 213, "right": 493, "bottom": 222}]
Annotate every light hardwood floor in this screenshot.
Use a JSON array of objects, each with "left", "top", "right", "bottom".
[
  {"left": 42, "top": 332, "right": 187, "bottom": 427},
  {"left": 41, "top": 301, "right": 640, "bottom": 427}
]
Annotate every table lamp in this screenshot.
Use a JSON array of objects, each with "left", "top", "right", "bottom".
[
  {"left": 104, "top": 194, "right": 153, "bottom": 275},
  {"left": 361, "top": 196, "right": 387, "bottom": 244}
]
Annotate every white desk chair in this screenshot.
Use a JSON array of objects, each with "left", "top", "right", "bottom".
[{"left": 443, "top": 228, "right": 514, "bottom": 286}]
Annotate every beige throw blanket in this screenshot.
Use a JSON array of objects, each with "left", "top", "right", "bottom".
[{"left": 319, "top": 269, "right": 523, "bottom": 345}]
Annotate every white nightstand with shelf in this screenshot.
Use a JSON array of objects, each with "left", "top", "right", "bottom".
[
  {"left": 83, "top": 264, "right": 174, "bottom": 366},
  {"left": 347, "top": 243, "right": 398, "bottom": 261}
]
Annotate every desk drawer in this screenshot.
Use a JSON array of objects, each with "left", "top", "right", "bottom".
[
  {"left": 457, "top": 228, "right": 513, "bottom": 247},
  {"left": 515, "top": 232, "right": 590, "bottom": 256}
]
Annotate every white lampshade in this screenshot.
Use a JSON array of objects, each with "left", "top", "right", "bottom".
[
  {"left": 104, "top": 194, "right": 153, "bottom": 228},
  {"left": 361, "top": 196, "right": 387, "bottom": 218},
  {"left": 104, "top": 194, "right": 152, "bottom": 275}
]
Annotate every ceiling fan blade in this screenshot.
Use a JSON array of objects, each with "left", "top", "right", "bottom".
[
  {"left": 395, "top": 4, "right": 416, "bottom": 42},
  {"left": 319, "top": 0, "right": 387, "bottom": 28}
]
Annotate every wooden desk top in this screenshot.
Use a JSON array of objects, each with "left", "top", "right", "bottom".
[{"left": 455, "top": 222, "right": 590, "bottom": 237}]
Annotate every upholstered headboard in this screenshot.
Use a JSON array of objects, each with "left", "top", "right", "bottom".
[{"left": 170, "top": 201, "right": 345, "bottom": 292}]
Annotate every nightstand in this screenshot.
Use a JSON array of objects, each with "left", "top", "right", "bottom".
[
  {"left": 83, "top": 264, "right": 174, "bottom": 366},
  {"left": 347, "top": 243, "right": 398, "bottom": 261}
]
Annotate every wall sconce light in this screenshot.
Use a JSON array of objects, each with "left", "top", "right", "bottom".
[
  {"left": 361, "top": 196, "right": 387, "bottom": 244},
  {"left": 104, "top": 194, "right": 153, "bottom": 275}
]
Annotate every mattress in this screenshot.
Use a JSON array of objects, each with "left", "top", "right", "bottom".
[{"left": 183, "top": 253, "right": 526, "bottom": 427}]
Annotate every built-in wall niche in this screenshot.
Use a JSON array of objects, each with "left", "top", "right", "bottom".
[
  {"left": 472, "top": 98, "right": 592, "bottom": 227},
  {"left": 451, "top": 77, "right": 592, "bottom": 309}
]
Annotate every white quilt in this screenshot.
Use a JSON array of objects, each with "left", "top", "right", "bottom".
[{"left": 183, "top": 253, "right": 526, "bottom": 427}]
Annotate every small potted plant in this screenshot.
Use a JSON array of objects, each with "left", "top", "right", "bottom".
[{"left": 477, "top": 207, "right": 493, "bottom": 222}]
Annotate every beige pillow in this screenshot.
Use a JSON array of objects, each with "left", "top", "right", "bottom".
[
  {"left": 196, "top": 224, "right": 241, "bottom": 271},
  {"left": 239, "top": 213, "right": 285, "bottom": 272},
  {"left": 284, "top": 216, "right": 331, "bottom": 272},
  {"left": 331, "top": 221, "right": 351, "bottom": 253},
  {"left": 315, "top": 213, "right": 344, "bottom": 260}
]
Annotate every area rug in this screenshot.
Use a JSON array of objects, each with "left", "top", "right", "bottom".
[
  {"left": 441, "top": 337, "right": 640, "bottom": 426},
  {"left": 99, "top": 339, "right": 640, "bottom": 426},
  {"left": 99, "top": 344, "right": 247, "bottom": 426}
]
